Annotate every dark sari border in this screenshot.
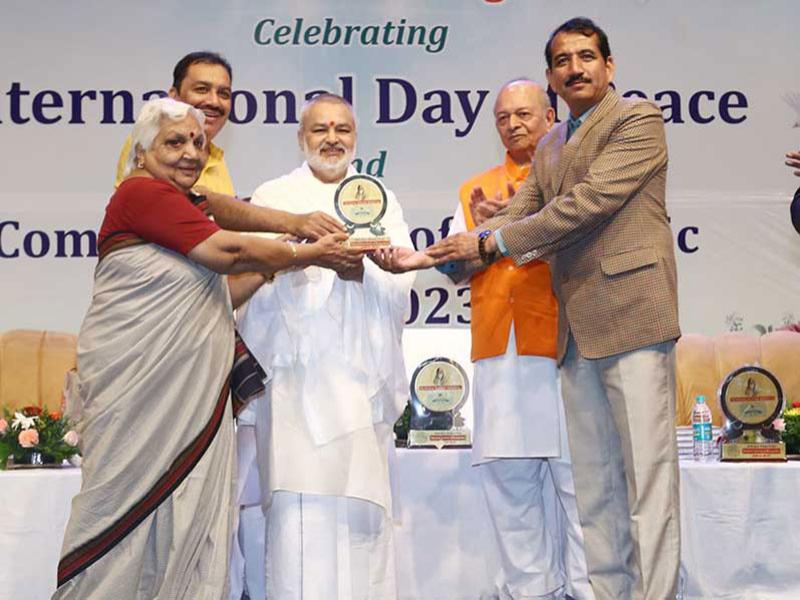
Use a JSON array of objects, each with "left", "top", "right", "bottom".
[
  {"left": 230, "top": 332, "right": 268, "bottom": 417},
  {"left": 56, "top": 375, "right": 231, "bottom": 587},
  {"left": 97, "top": 231, "right": 146, "bottom": 262}
]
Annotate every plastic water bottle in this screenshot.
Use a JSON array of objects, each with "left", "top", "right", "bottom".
[{"left": 692, "top": 395, "right": 714, "bottom": 461}]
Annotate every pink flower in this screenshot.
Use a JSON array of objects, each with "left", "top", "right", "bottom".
[
  {"left": 18, "top": 429, "right": 39, "bottom": 448},
  {"left": 63, "top": 431, "right": 80, "bottom": 447},
  {"left": 773, "top": 418, "right": 786, "bottom": 432},
  {"left": 0, "top": 418, "right": 7, "bottom": 434}
]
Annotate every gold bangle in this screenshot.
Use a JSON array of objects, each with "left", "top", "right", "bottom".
[{"left": 287, "top": 241, "right": 298, "bottom": 263}]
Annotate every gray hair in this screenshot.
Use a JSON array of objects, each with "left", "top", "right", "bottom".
[
  {"left": 297, "top": 93, "right": 357, "bottom": 132},
  {"left": 124, "top": 97, "right": 206, "bottom": 177}
]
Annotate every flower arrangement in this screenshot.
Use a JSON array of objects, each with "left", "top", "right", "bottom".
[
  {"left": 0, "top": 405, "right": 80, "bottom": 469},
  {"left": 781, "top": 401, "right": 800, "bottom": 455}
]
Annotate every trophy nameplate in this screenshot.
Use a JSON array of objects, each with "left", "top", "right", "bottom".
[
  {"left": 719, "top": 365, "right": 786, "bottom": 461},
  {"left": 333, "top": 174, "right": 390, "bottom": 249},
  {"left": 408, "top": 357, "right": 471, "bottom": 449}
]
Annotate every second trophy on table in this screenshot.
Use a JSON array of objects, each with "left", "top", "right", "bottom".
[{"left": 407, "top": 357, "right": 471, "bottom": 449}]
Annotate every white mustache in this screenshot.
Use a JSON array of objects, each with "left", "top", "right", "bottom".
[{"left": 320, "top": 143, "right": 346, "bottom": 153}]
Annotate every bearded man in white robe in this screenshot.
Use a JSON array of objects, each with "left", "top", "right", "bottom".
[{"left": 237, "top": 93, "right": 415, "bottom": 600}]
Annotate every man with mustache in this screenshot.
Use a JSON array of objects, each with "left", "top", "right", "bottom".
[
  {"left": 115, "top": 51, "right": 235, "bottom": 195},
  {"left": 426, "top": 17, "right": 681, "bottom": 600},
  {"left": 115, "top": 51, "right": 339, "bottom": 240},
  {"left": 237, "top": 93, "right": 415, "bottom": 599},
  {"left": 447, "top": 79, "right": 593, "bottom": 600}
]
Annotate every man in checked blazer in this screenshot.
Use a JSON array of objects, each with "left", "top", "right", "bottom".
[{"left": 424, "top": 17, "right": 681, "bottom": 600}]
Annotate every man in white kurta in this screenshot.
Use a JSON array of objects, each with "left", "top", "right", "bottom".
[
  {"left": 237, "top": 94, "right": 414, "bottom": 600},
  {"left": 449, "top": 81, "right": 593, "bottom": 600}
]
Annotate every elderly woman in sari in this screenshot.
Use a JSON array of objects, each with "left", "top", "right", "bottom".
[{"left": 53, "top": 97, "right": 361, "bottom": 600}]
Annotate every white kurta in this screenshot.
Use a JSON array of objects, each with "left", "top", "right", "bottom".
[
  {"left": 450, "top": 203, "right": 594, "bottom": 600},
  {"left": 450, "top": 203, "right": 561, "bottom": 463},
  {"left": 237, "top": 163, "right": 415, "bottom": 514}
]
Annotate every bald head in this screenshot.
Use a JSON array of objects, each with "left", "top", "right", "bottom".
[
  {"left": 494, "top": 79, "right": 550, "bottom": 114},
  {"left": 493, "top": 79, "right": 555, "bottom": 165}
]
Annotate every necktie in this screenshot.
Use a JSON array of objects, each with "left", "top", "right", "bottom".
[{"left": 566, "top": 117, "right": 580, "bottom": 141}]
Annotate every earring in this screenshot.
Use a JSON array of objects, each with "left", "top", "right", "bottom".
[{"left": 136, "top": 159, "right": 144, "bottom": 169}]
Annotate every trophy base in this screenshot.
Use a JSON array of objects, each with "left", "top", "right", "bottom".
[
  {"left": 720, "top": 441, "right": 786, "bottom": 461},
  {"left": 345, "top": 236, "right": 391, "bottom": 250},
  {"left": 408, "top": 428, "right": 471, "bottom": 450}
]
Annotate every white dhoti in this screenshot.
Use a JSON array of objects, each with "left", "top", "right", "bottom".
[
  {"left": 473, "top": 331, "right": 595, "bottom": 600},
  {"left": 266, "top": 491, "right": 396, "bottom": 600}
]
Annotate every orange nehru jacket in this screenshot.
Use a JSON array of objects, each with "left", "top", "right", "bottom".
[{"left": 459, "top": 154, "right": 558, "bottom": 362}]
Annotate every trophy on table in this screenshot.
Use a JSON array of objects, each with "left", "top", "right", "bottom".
[
  {"left": 718, "top": 365, "right": 786, "bottom": 461},
  {"left": 333, "top": 174, "right": 390, "bottom": 249},
  {"left": 407, "top": 357, "right": 471, "bottom": 449}
]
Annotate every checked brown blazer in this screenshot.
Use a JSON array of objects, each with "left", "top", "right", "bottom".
[{"left": 479, "top": 88, "right": 680, "bottom": 363}]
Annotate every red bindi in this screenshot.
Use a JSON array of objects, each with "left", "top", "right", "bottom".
[{"left": 329, "top": 121, "right": 335, "bottom": 127}]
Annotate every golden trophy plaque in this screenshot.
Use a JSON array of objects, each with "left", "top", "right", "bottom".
[
  {"left": 407, "top": 357, "right": 471, "bottom": 449},
  {"left": 719, "top": 365, "right": 786, "bottom": 461},
  {"left": 333, "top": 174, "right": 390, "bottom": 249}
]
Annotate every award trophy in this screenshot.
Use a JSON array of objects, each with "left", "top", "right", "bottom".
[
  {"left": 719, "top": 365, "right": 786, "bottom": 461},
  {"left": 333, "top": 174, "right": 390, "bottom": 249},
  {"left": 407, "top": 357, "right": 471, "bottom": 449}
]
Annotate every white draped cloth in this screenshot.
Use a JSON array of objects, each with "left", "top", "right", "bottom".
[
  {"left": 236, "top": 163, "right": 414, "bottom": 599},
  {"left": 238, "top": 163, "right": 414, "bottom": 512}
]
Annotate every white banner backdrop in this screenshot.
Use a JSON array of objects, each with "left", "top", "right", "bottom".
[{"left": 1, "top": 0, "right": 799, "bottom": 336}]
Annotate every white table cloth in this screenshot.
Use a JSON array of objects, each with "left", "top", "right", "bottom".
[
  {"left": 2, "top": 458, "right": 800, "bottom": 600},
  {"left": 393, "top": 449, "right": 501, "bottom": 600},
  {"left": 679, "top": 460, "right": 800, "bottom": 600},
  {"left": 0, "top": 468, "right": 81, "bottom": 600}
]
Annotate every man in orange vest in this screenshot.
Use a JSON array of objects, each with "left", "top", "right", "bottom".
[{"left": 448, "top": 79, "right": 593, "bottom": 600}]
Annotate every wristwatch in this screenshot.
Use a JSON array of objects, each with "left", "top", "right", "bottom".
[{"left": 477, "top": 230, "right": 496, "bottom": 265}]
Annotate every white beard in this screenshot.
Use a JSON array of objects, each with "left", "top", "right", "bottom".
[{"left": 304, "top": 142, "right": 355, "bottom": 182}]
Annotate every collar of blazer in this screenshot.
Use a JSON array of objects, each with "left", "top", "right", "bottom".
[{"left": 552, "top": 87, "right": 620, "bottom": 195}]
